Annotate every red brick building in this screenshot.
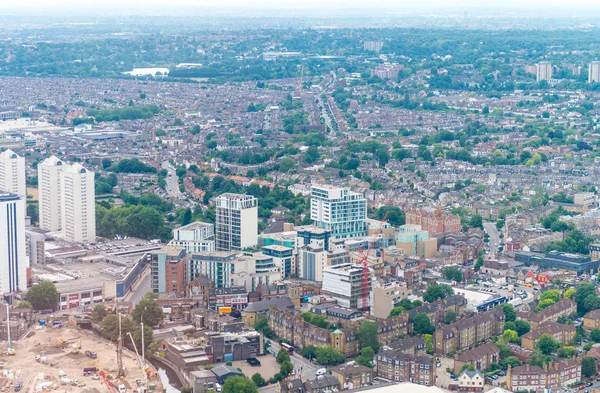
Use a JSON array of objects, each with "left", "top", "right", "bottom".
[{"left": 406, "top": 208, "right": 461, "bottom": 235}]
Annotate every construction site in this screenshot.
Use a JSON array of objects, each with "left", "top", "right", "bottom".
[{"left": 0, "top": 321, "right": 162, "bottom": 393}]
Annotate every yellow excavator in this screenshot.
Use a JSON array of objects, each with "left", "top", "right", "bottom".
[{"left": 71, "top": 339, "right": 82, "bottom": 354}]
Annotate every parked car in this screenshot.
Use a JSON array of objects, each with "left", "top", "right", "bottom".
[
  {"left": 316, "top": 368, "right": 327, "bottom": 376},
  {"left": 586, "top": 382, "right": 593, "bottom": 387}
]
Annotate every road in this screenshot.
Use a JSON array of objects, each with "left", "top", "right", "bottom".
[
  {"left": 161, "top": 161, "right": 184, "bottom": 199},
  {"left": 122, "top": 265, "right": 151, "bottom": 305},
  {"left": 483, "top": 222, "right": 500, "bottom": 256},
  {"left": 268, "top": 341, "right": 319, "bottom": 381}
]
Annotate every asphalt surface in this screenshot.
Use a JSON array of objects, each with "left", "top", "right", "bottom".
[
  {"left": 267, "top": 341, "right": 319, "bottom": 381},
  {"left": 483, "top": 222, "right": 500, "bottom": 255},
  {"left": 161, "top": 161, "right": 184, "bottom": 199},
  {"left": 123, "top": 265, "right": 151, "bottom": 306}
]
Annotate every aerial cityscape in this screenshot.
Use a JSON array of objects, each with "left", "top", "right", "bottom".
[{"left": 5, "top": 3, "right": 600, "bottom": 393}]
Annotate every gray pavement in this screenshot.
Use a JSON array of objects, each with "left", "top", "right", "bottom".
[
  {"left": 123, "top": 265, "right": 151, "bottom": 306},
  {"left": 483, "top": 222, "right": 500, "bottom": 256},
  {"left": 268, "top": 341, "right": 319, "bottom": 382},
  {"left": 162, "top": 161, "right": 184, "bottom": 199}
]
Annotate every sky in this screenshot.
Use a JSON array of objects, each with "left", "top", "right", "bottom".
[{"left": 5, "top": 0, "right": 600, "bottom": 12}]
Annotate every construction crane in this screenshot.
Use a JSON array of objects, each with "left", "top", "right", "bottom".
[
  {"left": 6, "top": 303, "right": 15, "bottom": 356},
  {"left": 356, "top": 211, "right": 389, "bottom": 311},
  {"left": 127, "top": 332, "right": 145, "bottom": 373}
]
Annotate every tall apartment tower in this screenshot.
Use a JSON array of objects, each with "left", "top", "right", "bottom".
[
  {"left": 0, "top": 192, "right": 28, "bottom": 294},
  {"left": 38, "top": 156, "right": 64, "bottom": 232},
  {"left": 60, "top": 163, "right": 96, "bottom": 243},
  {"left": 363, "top": 41, "right": 384, "bottom": 53},
  {"left": 0, "top": 149, "right": 26, "bottom": 197},
  {"left": 589, "top": 61, "right": 600, "bottom": 83},
  {"left": 310, "top": 185, "right": 367, "bottom": 238},
  {"left": 537, "top": 61, "right": 553, "bottom": 82},
  {"left": 215, "top": 193, "right": 258, "bottom": 251}
]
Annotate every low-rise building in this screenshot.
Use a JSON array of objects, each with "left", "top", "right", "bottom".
[
  {"left": 375, "top": 349, "right": 435, "bottom": 386},
  {"left": 521, "top": 321, "right": 576, "bottom": 350},
  {"left": 453, "top": 343, "right": 500, "bottom": 375},
  {"left": 519, "top": 298, "right": 577, "bottom": 329},
  {"left": 434, "top": 308, "right": 505, "bottom": 355},
  {"left": 584, "top": 309, "right": 600, "bottom": 330},
  {"left": 190, "top": 370, "right": 218, "bottom": 393},
  {"left": 331, "top": 364, "right": 373, "bottom": 390},
  {"left": 507, "top": 360, "right": 581, "bottom": 391},
  {"left": 242, "top": 297, "right": 294, "bottom": 327},
  {"left": 456, "top": 370, "right": 485, "bottom": 392}
]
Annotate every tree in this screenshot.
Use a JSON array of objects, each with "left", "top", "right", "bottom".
[
  {"left": 180, "top": 387, "right": 192, "bottom": 393},
  {"left": 25, "top": 280, "right": 59, "bottom": 310},
  {"left": 277, "top": 348, "right": 291, "bottom": 365},
  {"left": 222, "top": 376, "right": 258, "bottom": 393},
  {"left": 251, "top": 373, "right": 266, "bottom": 388},
  {"left": 279, "top": 157, "right": 296, "bottom": 173},
  {"left": 100, "top": 314, "right": 137, "bottom": 342},
  {"left": 375, "top": 206, "right": 405, "bottom": 226},
  {"left": 536, "top": 298, "right": 556, "bottom": 311},
  {"left": 442, "top": 266, "right": 463, "bottom": 282},
  {"left": 300, "top": 345, "right": 317, "bottom": 360},
  {"left": 315, "top": 347, "right": 345, "bottom": 365},
  {"left": 461, "top": 364, "right": 476, "bottom": 372},
  {"left": 527, "top": 349, "right": 551, "bottom": 368},
  {"left": 413, "top": 313, "right": 435, "bottom": 335},
  {"left": 280, "top": 360, "right": 293, "bottom": 376},
  {"left": 575, "top": 283, "right": 598, "bottom": 314},
  {"left": 445, "top": 310, "right": 457, "bottom": 324},
  {"left": 502, "top": 304, "right": 516, "bottom": 322},
  {"left": 502, "top": 356, "right": 521, "bottom": 369},
  {"left": 504, "top": 322, "right": 517, "bottom": 332},
  {"left": 356, "top": 347, "right": 375, "bottom": 368},
  {"left": 515, "top": 320, "right": 531, "bottom": 336},
  {"left": 474, "top": 256, "right": 484, "bottom": 272},
  {"left": 496, "top": 342, "right": 511, "bottom": 359},
  {"left": 131, "top": 298, "right": 164, "bottom": 326},
  {"left": 389, "top": 306, "right": 405, "bottom": 318},
  {"left": 582, "top": 356, "right": 597, "bottom": 378},
  {"left": 469, "top": 214, "right": 483, "bottom": 229},
  {"left": 502, "top": 329, "right": 520, "bottom": 344},
  {"left": 540, "top": 290, "right": 561, "bottom": 303},
  {"left": 304, "top": 147, "right": 320, "bottom": 164},
  {"left": 557, "top": 346, "right": 577, "bottom": 358},
  {"left": 358, "top": 321, "right": 380, "bottom": 352},
  {"left": 181, "top": 208, "right": 192, "bottom": 226},
  {"left": 537, "top": 334, "right": 560, "bottom": 355},
  {"left": 564, "top": 288, "right": 576, "bottom": 299},
  {"left": 92, "top": 305, "right": 107, "bottom": 323},
  {"left": 423, "top": 334, "right": 433, "bottom": 354},
  {"left": 590, "top": 328, "right": 600, "bottom": 343},
  {"left": 423, "top": 284, "right": 453, "bottom": 303},
  {"left": 15, "top": 301, "right": 32, "bottom": 309}
]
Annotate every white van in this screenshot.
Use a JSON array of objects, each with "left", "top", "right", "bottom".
[{"left": 316, "top": 368, "right": 327, "bottom": 376}]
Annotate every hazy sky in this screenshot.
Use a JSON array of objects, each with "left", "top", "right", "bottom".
[{"left": 6, "top": 0, "right": 600, "bottom": 11}]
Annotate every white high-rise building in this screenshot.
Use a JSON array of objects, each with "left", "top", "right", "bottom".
[
  {"left": 215, "top": 193, "right": 258, "bottom": 251},
  {"left": 169, "top": 221, "right": 215, "bottom": 253},
  {"left": 0, "top": 149, "right": 26, "bottom": 197},
  {"left": 310, "top": 185, "right": 367, "bottom": 238},
  {"left": 589, "top": 61, "right": 600, "bottom": 83},
  {"left": 60, "top": 163, "right": 96, "bottom": 243},
  {"left": 38, "top": 156, "right": 65, "bottom": 232},
  {"left": 0, "top": 192, "right": 28, "bottom": 294},
  {"left": 537, "top": 61, "right": 553, "bottom": 82},
  {"left": 38, "top": 156, "right": 95, "bottom": 243}
]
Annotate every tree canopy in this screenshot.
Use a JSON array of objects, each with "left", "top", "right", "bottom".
[{"left": 25, "top": 281, "right": 59, "bottom": 310}]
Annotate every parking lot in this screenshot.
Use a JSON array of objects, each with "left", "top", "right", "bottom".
[{"left": 231, "top": 356, "right": 280, "bottom": 381}]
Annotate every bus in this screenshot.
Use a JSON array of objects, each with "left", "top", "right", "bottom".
[{"left": 281, "top": 343, "right": 294, "bottom": 354}]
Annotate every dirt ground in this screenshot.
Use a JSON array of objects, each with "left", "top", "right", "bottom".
[
  {"left": 231, "top": 356, "right": 279, "bottom": 381},
  {"left": 0, "top": 323, "right": 160, "bottom": 393}
]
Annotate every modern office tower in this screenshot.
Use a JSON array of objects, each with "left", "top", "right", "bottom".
[
  {"left": 0, "top": 192, "right": 28, "bottom": 294},
  {"left": 215, "top": 193, "right": 258, "bottom": 251},
  {"left": 38, "top": 156, "right": 65, "bottom": 232},
  {"left": 0, "top": 149, "right": 26, "bottom": 197},
  {"left": 169, "top": 221, "right": 215, "bottom": 253},
  {"left": 60, "top": 163, "right": 96, "bottom": 243},
  {"left": 536, "top": 61, "right": 553, "bottom": 82},
  {"left": 321, "top": 263, "right": 372, "bottom": 309},
  {"left": 589, "top": 61, "right": 600, "bottom": 83},
  {"left": 310, "top": 185, "right": 367, "bottom": 238}
]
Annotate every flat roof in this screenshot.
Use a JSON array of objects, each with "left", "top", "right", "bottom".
[{"left": 35, "top": 261, "right": 133, "bottom": 294}]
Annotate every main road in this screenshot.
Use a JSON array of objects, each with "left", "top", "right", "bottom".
[
  {"left": 161, "top": 161, "right": 184, "bottom": 199},
  {"left": 483, "top": 222, "right": 500, "bottom": 256}
]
